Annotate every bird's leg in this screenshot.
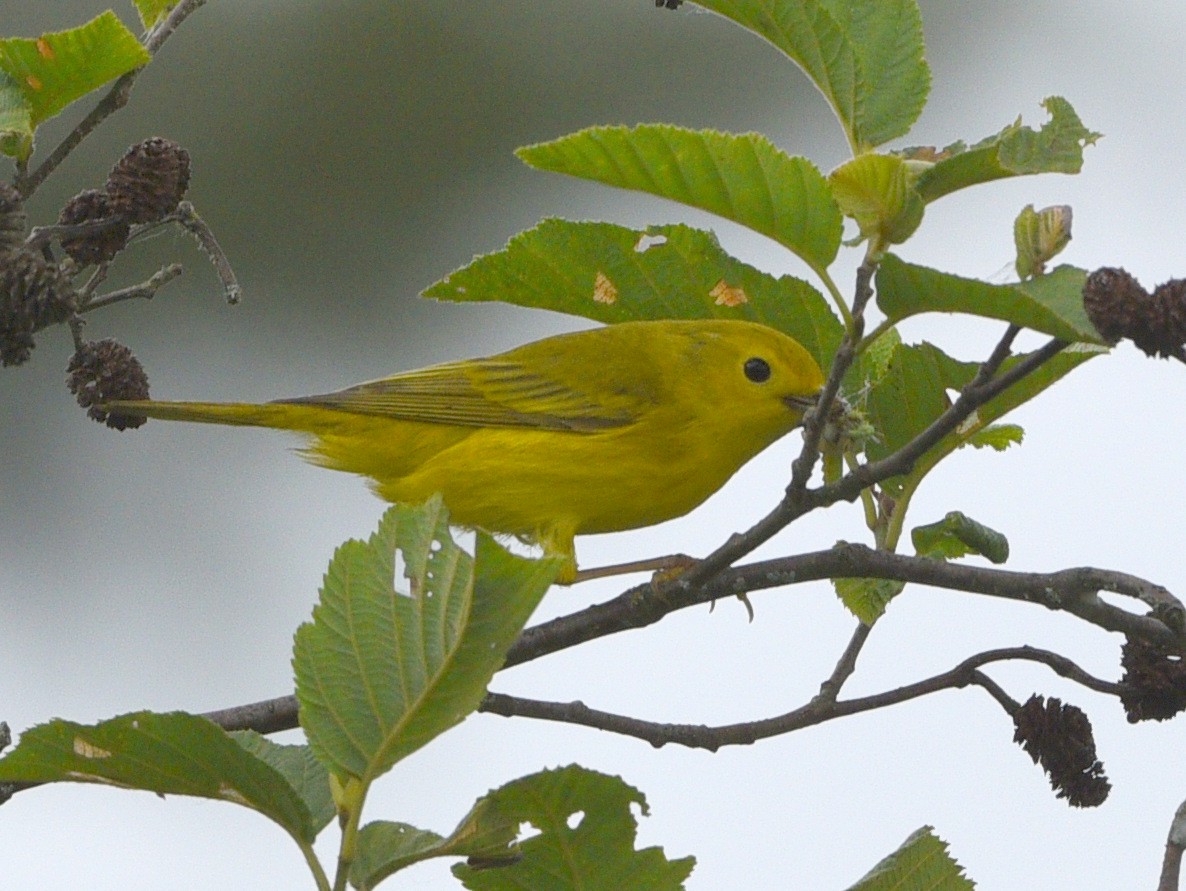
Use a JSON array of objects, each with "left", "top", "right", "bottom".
[{"left": 569, "top": 553, "right": 697, "bottom": 584}]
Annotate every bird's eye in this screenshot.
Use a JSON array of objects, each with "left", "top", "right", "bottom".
[{"left": 744, "top": 357, "right": 771, "bottom": 383}]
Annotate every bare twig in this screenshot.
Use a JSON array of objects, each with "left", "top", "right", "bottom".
[
  {"left": 15, "top": 0, "right": 210, "bottom": 198},
  {"left": 78, "top": 263, "right": 183, "bottom": 313},
  {"left": 202, "top": 695, "right": 300, "bottom": 735},
  {"left": 1161, "top": 799, "right": 1186, "bottom": 891},
  {"left": 481, "top": 645, "right": 1122, "bottom": 750},
  {"left": 814, "top": 622, "right": 871, "bottom": 704},
  {"left": 170, "top": 202, "right": 241, "bottom": 304}
]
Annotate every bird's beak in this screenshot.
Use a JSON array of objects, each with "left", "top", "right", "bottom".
[{"left": 782, "top": 393, "right": 819, "bottom": 413}]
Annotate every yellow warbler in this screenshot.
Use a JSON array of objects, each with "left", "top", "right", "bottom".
[{"left": 105, "top": 319, "right": 824, "bottom": 580}]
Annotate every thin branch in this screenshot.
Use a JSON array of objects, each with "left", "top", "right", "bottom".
[
  {"left": 826, "top": 336, "right": 1068, "bottom": 505},
  {"left": 202, "top": 696, "right": 300, "bottom": 736},
  {"left": 15, "top": 0, "right": 210, "bottom": 197},
  {"left": 78, "top": 263, "right": 183, "bottom": 312},
  {"left": 172, "top": 202, "right": 241, "bottom": 304},
  {"left": 507, "top": 546, "right": 1184, "bottom": 668},
  {"left": 1160, "top": 799, "right": 1186, "bottom": 891},
  {"left": 814, "top": 622, "right": 871, "bottom": 704},
  {"left": 481, "top": 645, "right": 1122, "bottom": 750}
]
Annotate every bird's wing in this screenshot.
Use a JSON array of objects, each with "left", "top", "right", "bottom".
[{"left": 275, "top": 357, "right": 650, "bottom": 431}]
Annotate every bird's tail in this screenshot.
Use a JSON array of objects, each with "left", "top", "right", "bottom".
[{"left": 100, "top": 399, "right": 334, "bottom": 433}]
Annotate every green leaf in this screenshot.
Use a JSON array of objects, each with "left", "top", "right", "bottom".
[
  {"left": 292, "top": 497, "right": 562, "bottom": 782},
  {"left": 829, "top": 153, "right": 924, "bottom": 245},
  {"left": 1014, "top": 204, "right": 1072, "bottom": 280},
  {"left": 832, "top": 576, "right": 905, "bottom": 624},
  {"left": 912, "top": 96, "right": 1099, "bottom": 203},
  {"left": 134, "top": 0, "right": 178, "bottom": 29},
  {"left": 517, "top": 125, "right": 841, "bottom": 272},
  {"left": 232, "top": 731, "right": 335, "bottom": 837},
  {"left": 863, "top": 341, "right": 974, "bottom": 469},
  {"left": 0, "top": 712, "right": 318, "bottom": 843},
  {"left": 846, "top": 825, "right": 974, "bottom": 891},
  {"left": 912, "top": 511, "right": 1009, "bottom": 564},
  {"left": 0, "top": 12, "right": 149, "bottom": 137},
  {"left": 352, "top": 796, "right": 520, "bottom": 888},
  {"left": 424, "top": 219, "right": 843, "bottom": 371},
  {"left": 863, "top": 340, "right": 1101, "bottom": 495},
  {"left": 963, "top": 423, "right": 1023, "bottom": 452},
  {"left": 690, "top": 0, "right": 929, "bottom": 150},
  {"left": 453, "top": 765, "right": 695, "bottom": 890},
  {"left": 875, "top": 255, "right": 1104, "bottom": 344},
  {"left": 0, "top": 71, "right": 32, "bottom": 161}
]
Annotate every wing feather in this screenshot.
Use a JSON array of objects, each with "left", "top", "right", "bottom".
[{"left": 275, "top": 358, "right": 642, "bottom": 431}]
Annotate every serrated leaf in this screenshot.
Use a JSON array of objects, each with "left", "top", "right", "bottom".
[
  {"left": 690, "top": 0, "right": 929, "bottom": 150},
  {"left": 424, "top": 219, "right": 842, "bottom": 371},
  {"left": 518, "top": 125, "right": 841, "bottom": 272},
  {"left": 832, "top": 576, "right": 904, "bottom": 624},
  {"left": 912, "top": 511, "right": 1009, "bottom": 564},
  {"left": 232, "top": 731, "right": 335, "bottom": 837},
  {"left": 134, "top": 0, "right": 178, "bottom": 29},
  {"left": 863, "top": 341, "right": 974, "bottom": 467},
  {"left": 293, "top": 497, "right": 562, "bottom": 783},
  {"left": 876, "top": 255, "right": 1103, "bottom": 344},
  {"left": 863, "top": 340, "right": 1099, "bottom": 495},
  {"left": 352, "top": 795, "right": 520, "bottom": 888},
  {"left": 962, "top": 423, "right": 1023, "bottom": 452},
  {"left": 829, "top": 153, "right": 924, "bottom": 245},
  {"left": 0, "top": 12, "right": 149, "bottom": 132},
  {"left": 847, "top": 825, "right": 974, "bottom": 891},
  {"left": 452, "top": 765, "right": 695, "bottom": 891},
  {"left": 912, "top": 96, "right": 1099, "bottom": 203},
  {"left": 0, "top": 711, "right": 317, "bottom": 843}
]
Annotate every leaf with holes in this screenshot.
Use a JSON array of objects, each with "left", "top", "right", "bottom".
[
  {"left": 911, "top": 97, "right": 1099, "bottom": 203},
  {"left": 0, "top": 712, "right": 318, "bottom": 843},
  {"left": 0, "top": 12, "right": 149, "bottom": 160},
  {"left": 351, "top": 794, "right": 520, "bottom": 888},
  {"left": 425, "top": 219, "right": 841, "bottom": 371},
  {"left": 453, "top": 765, "right": 695, "bottom": 890},
  {"left": 292, "top": 496, "right": 562, "bottom": 782}
]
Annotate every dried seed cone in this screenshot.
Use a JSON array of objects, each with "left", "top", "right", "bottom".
[
  {"left": 58, "top": 189, "right": 130, "bottom": 265},
  {"left": 0, "top": 182, "right": 27, "bottom": 258},
  {"left": 1150, "top": 279, "right": 1186, "bottom": 358},
  {"left": 105, "top": 137, "right": 191, "bottom": 224},
  {"left": 1119, "top": 636, "right": 1186, "bottom": 722},
  {"left": 0, "top": 250, "right": 77, "bottom": 367},
  {"left": 1082, "top": 267, "right": 1148, "bottom": 346},
  {"left": 67, "top": 339, "right": 150, "bottom": 429},
  {"left": 1013, "top": 694, "right": 1110, "bottom": 807}
]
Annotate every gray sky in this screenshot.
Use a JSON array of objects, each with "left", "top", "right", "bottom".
[{"left": 4, "top": 2, "right": 1186, "bottom": 888}]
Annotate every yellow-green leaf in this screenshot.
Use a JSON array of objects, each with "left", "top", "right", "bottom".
[
  {"left": 829, "top": 153, "right": 924, "bottom": 246},
  {"left": 0, "top": 12, "right": 149, "bottom": 133},
  {"left": 134, "top": 0, "right": 178, "bottom": 29},
  {"left": 518, "top": 125, "right": 842, "bottom": 273}
]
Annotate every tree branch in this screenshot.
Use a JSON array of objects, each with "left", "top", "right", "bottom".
[
  {"left": 15, "top": 0, "right": 210, "bottom": 198},
  {"left": 480, "top": 645, "right": 1123, "bottom": 750},
  {"left": 507, "top": 545, "right": 1184, "bottom": 668}
]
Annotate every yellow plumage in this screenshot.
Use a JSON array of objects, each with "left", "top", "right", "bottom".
[{"left": 105, "top": 319, "right": 824, "bottom": 580}]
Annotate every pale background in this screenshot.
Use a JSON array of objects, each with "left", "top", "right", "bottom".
[{"left": 3, "top": 2, "right": 1186, "bottom": 888}]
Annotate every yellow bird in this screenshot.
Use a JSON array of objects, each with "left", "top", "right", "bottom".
[{"left": 105, "top": 319, "right": 824, "bottom": 581}]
